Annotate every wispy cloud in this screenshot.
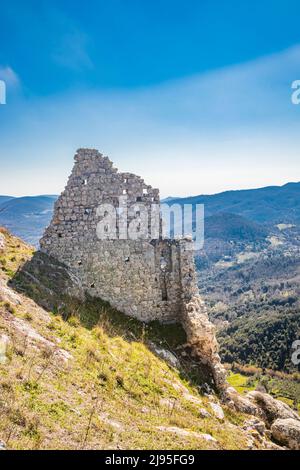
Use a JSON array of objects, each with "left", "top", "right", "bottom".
[
  {"left": 0, "top": 66, "right": 20, "bottom": 88},
  {"left": 52, "top": 29, "right": 93, "bottom": 71},
  {"left": 0, "top": 45, "right": 300, "bottom": 196}
]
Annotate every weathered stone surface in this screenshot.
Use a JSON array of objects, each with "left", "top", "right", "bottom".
[
  {"left": 199, "top": 408, "right": 211, "bottom": 418},
  {"left": 0, "top": 440, "right": 6, "bottom": 450},
  {"left": 0, "top": 333, "right": 10, "bottom": 364},
  {"left": 209, "top": 402, "right": 225, "bottom": 421},
  {"left": 223, "top": 387, "right": 300, "bottom": 449},
  {"left": 149, "top": 342, "right": 179, "bottom": 368},
  {"left": 243, "top": 417, "right": 266, "bottom": 436},
  {"left": 246, "top": 391, "right": 300, "bottom": 426},
  {"left": 99, "top": 413, "right": 124, "bottom": 432},
  {"left": 0, "top": 233, "right": 5, "bottom": 251},
  {"left": 271, "top": 418, "right": 300, "bottom": 450},
  {"left": 224, "top": 387, "right": 260, "bottom": 416},
  {"left": 157, "top": 426, "right": 217, "bottom": 443},
  {"left": 182, "top": 295, "right": 227, "bottom": 389},
  {"left": 40, "top": 149, "right": 186, "bottom": 323}
]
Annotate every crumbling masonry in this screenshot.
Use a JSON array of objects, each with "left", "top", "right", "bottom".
[{"left": 40, "top": 149, "right": 226, "bottom": 388}]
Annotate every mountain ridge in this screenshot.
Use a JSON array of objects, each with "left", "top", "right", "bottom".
[{"left": 163, "top": 181, "right": 300, "bottom": 224}]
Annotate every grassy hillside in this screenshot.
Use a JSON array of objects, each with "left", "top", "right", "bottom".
[{"left": 0, "top": 227, "right": 267, "bottom": 450}]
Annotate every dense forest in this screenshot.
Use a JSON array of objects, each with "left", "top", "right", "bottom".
[{"left": 196, "top": 222, "right": 300, "bottom": 373}]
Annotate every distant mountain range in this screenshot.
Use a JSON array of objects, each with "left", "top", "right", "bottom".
[
  {"left": 0, "top": 195, "right": 14, "bottom": 205},
  {"left": 164, "top": 182, "right": 300, "bottom": 224},
  {"left": 0, "top": 181, "right": 299, "bottom": 247},
  {"left": 163, "top": 181, "right": 300, "bottom": 243},
  {"left": 0, "top": 195, "right": 57, "bottom": 246}
]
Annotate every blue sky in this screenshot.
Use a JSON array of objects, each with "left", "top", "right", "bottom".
[{"left": 0, "top": 0, "right": 299, "bottom": 197}]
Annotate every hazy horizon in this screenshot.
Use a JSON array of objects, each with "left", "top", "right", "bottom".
[{"left": 1, "top": 178, "right": 299, "bottom": 200}]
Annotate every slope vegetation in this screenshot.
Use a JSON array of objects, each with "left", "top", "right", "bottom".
[{"left": 0, "top": 227, "right": 271, "bottom": 450}]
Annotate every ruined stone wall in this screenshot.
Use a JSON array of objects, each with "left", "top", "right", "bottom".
[
  {"left": 41, "top": 149, "right": 185, "bottom": 322},
  {"left": 40, "top": 148, "right": 227, "bottom": 388}
]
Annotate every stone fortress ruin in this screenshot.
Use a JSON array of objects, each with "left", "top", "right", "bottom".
[{"left": 40, "top": 148, "right": 226, "bottom": 388}]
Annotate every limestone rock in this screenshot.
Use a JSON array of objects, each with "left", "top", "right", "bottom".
[
  {"left": 0, "top": 333, "right": 10, "bottom": 364},
  {"left": 0, "top": 440, "right": 6, "bottom": 451},
  {"left": 99, "top": 413, "right": 124, "bottom": 432},
  {"left": 224, "top": 387, "right": 260, "bottom": 416},
  {"left": 271, "top": 418, "right": 300, "bottom": 450},
  {"left": 246, "top": 391, "right": 300, "bottom": 426},
  {"left": 0, "top": 233, "right": 5, "bottom": 250},
  {"left": 182, "top": 392, "right": 202, "bottom": 406},
  {"left": 149, "top": 343, "right": 179, "bottom": 368},
  {"left": 243, "top": 417, "right": 266, "bottom": 436},
  {"left": 157, "top": 426, "right": 217, "bottom": 443},
  {"left": 209, "top": 402, "right": 225, "bottom": 421},
  {"left": 181, "top": 294, "right": 227, "bottom": 390},
  {"left": 199, "top": 408, "right": 211, "bottom": 418}
]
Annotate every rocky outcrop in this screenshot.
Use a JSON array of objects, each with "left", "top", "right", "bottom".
[
  {"left": 242, "top": 417, "right": 266, "bottom": 436},
  {"left": 246, "top": 391, "right": 300, "bottom": 427},
  {"left": 209, "top": 402, "right": 225, "bottom": 420},
  {"left": 182, "top": 295, "right": 227, "bottom": 389},
  {"left": 224, "top": 386, "right": 261, "bottom": 415},
  {"left": 271, "top": 418, "right": 300, "bottom": 450},
  {"left": 0, "top": 233, "right": 5, "bottom": 251},
  {"left": 223, "top": 384, "right": 300, "bottom": 449},
  {"left": 157, "top": 426, "right": 218, "bottom": 443}
]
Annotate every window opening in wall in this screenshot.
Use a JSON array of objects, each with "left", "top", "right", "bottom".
[
  {"left": 58, "top": 233, "right": 62, "bottom": 238},
  {"left": 160, "top": 257, "right": 167, "bottom": 271},
  {"left": 136, "top": 196, "right": 142, "bottom": 202},
  {"left": 162, "top": 291, "right": 168, "bottom": 301},
  {"left": 161, "top": 276, "right": 168, "bottom": 301}
]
